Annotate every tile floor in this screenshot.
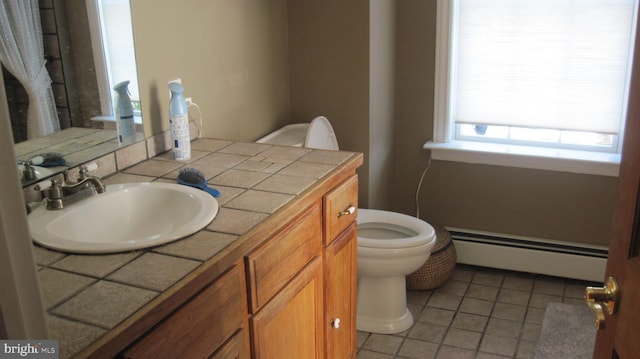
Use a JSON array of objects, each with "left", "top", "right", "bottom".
[{"left": 356, "top": 264, "right": 597, "bottom": 359}]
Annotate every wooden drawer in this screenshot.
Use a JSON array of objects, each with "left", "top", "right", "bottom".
[
  {"left": 123, "top": 264, "right": 247, "bottom": 359},
  {"left": 324, "top": 175, "right": 358, "bottom": 244},
  {"left": 246, "top": 203, "right": 322, "bottom": 312},
  {"left": 210, "top": 326, "right": 250, "bottom": 359}
]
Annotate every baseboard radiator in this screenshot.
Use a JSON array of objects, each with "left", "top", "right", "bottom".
[{"left": 448, "top": 228, "right": 608, "bottom": 282}]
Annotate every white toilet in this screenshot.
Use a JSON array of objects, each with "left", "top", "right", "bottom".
[
  {"left": 357, "top": 209, "right": 436, "bottom": 333},
  {"left": 257, "top": 116, "right": 438, "bottom": 334}
]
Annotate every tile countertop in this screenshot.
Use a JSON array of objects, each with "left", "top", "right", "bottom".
[{"left": 32, "top": 139, "right": 362, "bottom": 359}]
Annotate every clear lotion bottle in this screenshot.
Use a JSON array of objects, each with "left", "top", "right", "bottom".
[
  {"left": 169, "top": 82, "right": 191, "bottom": 161},
  {"left": 113, "top": 80, "right": 136, "bottom": 145}
]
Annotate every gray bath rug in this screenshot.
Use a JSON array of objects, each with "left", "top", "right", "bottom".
[{"left": 534, "top": 302, "right": 597, "bottom": 359}]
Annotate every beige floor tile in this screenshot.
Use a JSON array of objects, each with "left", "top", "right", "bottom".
[
  {"left": 419, "top": 307, "right": 455, "bottom": 326},
  {"left": 407, "top": 290, "right": 432, "bottom": 306},
  {"left": 408, "top": 322, "right": 447, "bottom": 343},
  {"left": 351, "top": 265, "right": 597, "bottom": 359},
  {"left": 435, "top": 279, "right": 469, "bottom": 296},
  {"left": 484, "top": 317, "right": 521, "bottom": 338},
  {"left": 532, "top": 278, "right": 565, "bottom": 296},
  {"left": 357, "top": 350, "right": 394, "bottom": 359},
  {"left": 451, "top": 312, "right": 489, "bottom": 332},
  {"left": 459, "top": 297, "right": 494, "bottom": 316},
  {"left": 443, "top": 328, "right": 482, "bottom": 350},
  {"left": 466, "top": 283, "right": 499, "bottom": 301},
  {"left": 529, "top": 292, "right": 562, "bottom": 309},
  {"left": 502, "top": 275, "right": 534, "bottom": 292},
  {"left": 472, "top": 271, "right": 505, "bottom": 287},
  {"left": 426, "top": 292, "right": 462, "bottom": 311},
  {"left": 491, "top": 302, "right": 527, "bottom": 321},
  {"left": 435, "top": 346, "right": 475, "bottom": 359},
  {"left": 516, "top": 339, "right": 537, "bottom": 359},
  {"left": 362, "top": 334, "right": 404, "bottom": 354},
  {"left": 479, "top": 334, "right": 518, "bottom": 357},
  {"left": 397, "top": 338, "right": 438, "bottom": 358},
  {"left": 497, "top": 288, "right": 531, "bottom": 306}
]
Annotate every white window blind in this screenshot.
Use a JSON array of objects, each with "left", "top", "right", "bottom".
[
  {"left": 86, "top": 0, "right": 139, "bottom": 116},
  {"left": 452, "top": 0, "right": 636, "bottom": 135}
]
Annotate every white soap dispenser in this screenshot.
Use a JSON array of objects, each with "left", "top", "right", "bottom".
[{"left": 168, "top": 82, "right": 191, "bottom": 161}]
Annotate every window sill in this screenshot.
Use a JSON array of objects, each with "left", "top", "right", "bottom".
[{"left": 423, "top": 140, "right": 620, "bottom": 177}]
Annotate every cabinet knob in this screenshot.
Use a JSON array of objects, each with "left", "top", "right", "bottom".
[
  {"left": 338, "top": 205, "right": 356, "bottom": 217},
  {"left": 331, "top": 318, "right": 341, "bottom": 329}
]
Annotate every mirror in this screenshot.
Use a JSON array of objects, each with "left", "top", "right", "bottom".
[{"left": 3, "top": 0, "right": 144, "bottom": 187}]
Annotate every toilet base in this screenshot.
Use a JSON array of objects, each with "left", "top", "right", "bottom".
[{"left": 356, "top": 275, "right": 415, "bottom": 334}]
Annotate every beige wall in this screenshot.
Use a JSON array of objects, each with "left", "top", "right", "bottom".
[
  {"left": 287, "top": 0, "right": 373, "bottom": 207},
  {"left": 393, "top": 0, "right": 619, "bottom": 246},
  {"left": 131, "top": 0, "right": 290, "bottom": 142},
  {"left": 369, "top": 0, "right": 396, "bottom": 209},
  {"left": 287, "top": 0, "right": 398, "bottom": 209},
  {"left": 129, "top": 0, "right": 619, "bottom": 246}
]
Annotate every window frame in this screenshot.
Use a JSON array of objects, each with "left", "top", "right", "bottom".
[
  {"left": 85, "top": 0, "right": 141, "bottom": 119},
  {"left": 424, "top": 0, "right": 638, "bottom": 177}
]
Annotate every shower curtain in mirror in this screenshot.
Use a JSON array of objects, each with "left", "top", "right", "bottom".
[{"left": 0, "top": 0, "right": 60, "bottom": 139}]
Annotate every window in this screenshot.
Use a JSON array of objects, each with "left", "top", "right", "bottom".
[
  {"left": 86, "top": 0, "right": 140, "bottom": 118},
  {"left": 425, "top": 0, "right": 638, "bottom": 176}
]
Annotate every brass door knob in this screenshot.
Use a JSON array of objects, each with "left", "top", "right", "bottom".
[{"left": 585, "top": 276, "right": 619, "bottom": 330}]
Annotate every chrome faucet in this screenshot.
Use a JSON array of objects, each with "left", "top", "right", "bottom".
[
  {"left": 19, "top": 160, "right": 37, "bottom": 182},
  {"left": 44, "top": 164, "right": 106, "bottom": 210}
]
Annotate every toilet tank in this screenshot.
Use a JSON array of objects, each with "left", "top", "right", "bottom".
[
  {"left": 256, "top": 116, "right": 339, "bottom": 151},
  {"left": 255, "top": 123, "right": 309, "bottom": 147}
]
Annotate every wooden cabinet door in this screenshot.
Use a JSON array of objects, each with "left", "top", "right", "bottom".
[
  {"left": 251, "top": 257, "right": 324, "bottom": 359},
  {"left": 123, "top": 264, "right": 247, "bottom": 359},
  {"left": 324, "top": 223, "right": 357, "bottom": 359}
]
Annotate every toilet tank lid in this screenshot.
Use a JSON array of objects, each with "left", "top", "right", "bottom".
[{"left": 304, "top": 116, "right": 339, "bottom": 151}]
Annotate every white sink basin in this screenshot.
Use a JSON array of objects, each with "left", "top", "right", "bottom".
[{"left": 28, "top": 182, "right": 219, "bottom": 254}]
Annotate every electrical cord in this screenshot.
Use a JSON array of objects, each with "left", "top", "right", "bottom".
[
  {"left": 415, "top": 155, "right": 432, "bottom": 218},
  {"left": 185, "top": 97, "right": 202, "bottom": 139}
]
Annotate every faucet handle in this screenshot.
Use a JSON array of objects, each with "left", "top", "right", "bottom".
[
  {"left": 78, "top": 163, "right": 99, "bottom": 180},
  {"left": 84, "top": 162, "right": 99, "bottom": 172},
  {"left": 77, "top": 163, "right": 99, "bottom": 181},
  {"left": 34, "top": 180, "right": 53, "bottom": 192}
]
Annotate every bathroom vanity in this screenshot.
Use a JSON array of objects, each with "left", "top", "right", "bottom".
[{"left": 32, "top": 139, "right": 362, "bottom": 358}]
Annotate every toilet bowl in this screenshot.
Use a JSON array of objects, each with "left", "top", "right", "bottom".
[
  {"left": 357, "top": 209, "right": 436, "bottom": 334},
  {"left": 256, "top": 116, "right": 438, "bottom": 333}
]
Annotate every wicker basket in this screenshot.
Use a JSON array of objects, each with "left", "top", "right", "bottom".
[{"left": 406, "top": 224, "right": 456, "bottom": 290}]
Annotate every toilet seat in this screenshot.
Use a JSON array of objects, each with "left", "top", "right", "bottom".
[{"left": 357, "top": 209, "right": 435, "bottom": 249}]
